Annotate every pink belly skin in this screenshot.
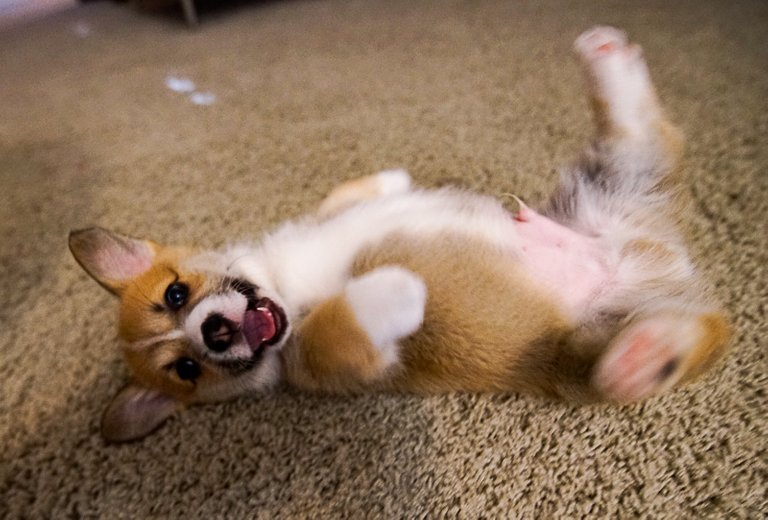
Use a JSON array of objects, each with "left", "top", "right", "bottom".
[{"left": 513, "top": 206, "right": 612, "bottom": 319}]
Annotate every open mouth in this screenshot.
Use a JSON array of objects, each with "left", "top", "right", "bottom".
[{"left": 242, "top": 297, "right": 287, "bottom": 353}]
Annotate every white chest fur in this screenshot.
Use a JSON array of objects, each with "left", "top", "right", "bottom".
[{"left": 228, "top": 188, "right": 623, "bottom": 324}]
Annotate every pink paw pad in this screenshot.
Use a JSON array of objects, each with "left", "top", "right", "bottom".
[
  {"left": 596, "top": 42, "right": 615, "bottom": 54},
  {"left": 594, "top": 324, "right": 685, "bottom": 402},
  {"left": 574, "top": 26, "right": 629, "bottom": 60}
]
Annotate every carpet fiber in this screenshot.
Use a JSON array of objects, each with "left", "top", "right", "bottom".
[{"left": 1, "top": 1, "right": 766, "bottom": 517}]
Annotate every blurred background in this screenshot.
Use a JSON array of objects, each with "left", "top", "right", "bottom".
[{"left": 0, "top": 0, "right": 75, "bottom": 27}]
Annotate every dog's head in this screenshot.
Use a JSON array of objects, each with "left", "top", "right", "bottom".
[{"left": 69, "top": 228, "right": 291, "bottom": 442}]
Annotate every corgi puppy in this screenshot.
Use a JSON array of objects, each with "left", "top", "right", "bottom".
[{"left": 69, "top": 27, "right": 729, "bottom": 442}]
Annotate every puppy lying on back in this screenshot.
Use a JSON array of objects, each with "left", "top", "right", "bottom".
[{"left": 70, "top": 27, "right": 729, "bottom": 442}]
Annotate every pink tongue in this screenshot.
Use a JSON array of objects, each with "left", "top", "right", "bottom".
[{"left": 242, "top": 307, "right": 276, "bottom": 349}]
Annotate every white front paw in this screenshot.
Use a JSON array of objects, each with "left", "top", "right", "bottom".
[
  {"left": 374, "top": 169, "right": 412, "bottom": 196},
  {"left": 345, "top": 266, "right": 427, "bottom": 353}
]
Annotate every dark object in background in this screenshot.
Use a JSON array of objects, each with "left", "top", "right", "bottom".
[
  {"left": 87, "top": 0, "right": 274, "bottom": 27},
  {"left": 139, "top": 0, "right": 198, "bottom": 26},
  {"left": 179, "top": 0, "right": 197, "bottom": 25},
  {"left": 84, "top": 0, "right": 197, "bottom": 25}
]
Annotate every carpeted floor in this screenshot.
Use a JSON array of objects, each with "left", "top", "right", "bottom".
[{"left": 1, "top": 0, "right": 766, "bottom": 517}]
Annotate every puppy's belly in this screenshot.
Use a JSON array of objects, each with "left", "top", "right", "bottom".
[{"left": 514, "top": 208, "right": 613, "bottom": 319}]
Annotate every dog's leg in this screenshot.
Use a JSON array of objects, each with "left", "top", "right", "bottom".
[
  {"left": 284, "top": 266, "right": 426, "bottom": 392},
  {"left": 547, "top": 26, "right": 685, "bottom": 234},
  {"left": 548, "top": 27, "right": 729, "bottom": 401},
  {"left": 593, "top": 311, "right": 729, "bottom": 402},
  {"left": 317, "top": 169, "right": 412, "bottom": 218}
]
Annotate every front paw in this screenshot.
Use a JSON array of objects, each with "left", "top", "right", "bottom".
[{"left": 345, "top": 266, "right": 427, "bottom": 355}]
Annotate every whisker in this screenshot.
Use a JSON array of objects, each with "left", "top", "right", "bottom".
[{"left": 226, "top": 254, "right": 252, "bottom": 273}]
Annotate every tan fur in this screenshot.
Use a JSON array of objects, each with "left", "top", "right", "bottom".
[
  {"left": 117, "top": 247, "right": 192, "bottom": 342},
  {"left": 283, "top": 295, "right": 388, "bottom": 393},
  {"left": 350, "top": 234, "right": 571, "bottom": 395},
  {"left": 681, "top": 312, "right": 731, "bottom": 383}
]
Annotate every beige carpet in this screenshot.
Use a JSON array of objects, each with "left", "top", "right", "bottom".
[{"left": 1, "top": 0, "right": 766, "bottom": 517}]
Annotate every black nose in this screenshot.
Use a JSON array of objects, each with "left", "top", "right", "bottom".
[{"left": 201, "top": 314, "right": 238, "bottom": 352}]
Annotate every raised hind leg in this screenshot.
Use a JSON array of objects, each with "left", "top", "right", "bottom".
[
  {"left": 549, "top": 27, "right": 729, "bottom": 402},
  {"left": 547, "top": 26, "right": 685, "bottom": 236}
]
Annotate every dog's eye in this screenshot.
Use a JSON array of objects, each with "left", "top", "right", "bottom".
[
  {"left": 164, "top": 283, "right": 189, "bottom": 310},
  {"left": 175, "top": 357, "right": 201, "bottom": 381}
]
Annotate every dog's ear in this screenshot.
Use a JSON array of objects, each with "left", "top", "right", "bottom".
[
  {"left": 101, "top": 383, "right": 178, "bottom": 442},
  {"left": 69, "top": 227, "right": 156, "bottom": 295}
]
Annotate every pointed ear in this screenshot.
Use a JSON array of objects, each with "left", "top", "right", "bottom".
[
  {"left": 101, "top": 383, "right": 178, "bottom": 442},
  {"left": 69, "top": 227, "right": 156, "bottom": 295}
]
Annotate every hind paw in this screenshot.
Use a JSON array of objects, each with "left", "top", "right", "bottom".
[
  {"left": 574, "top": 26, "right": 629, "bottom": 59},
  {"left": 593, "top": 316, "right": 702, "bottom": 402},
  {"left": 573, "top": 26, "right": 657, "bottom": 137},
  {"left": 574, "top": 26, "right": 646, "bottom": 81}
]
